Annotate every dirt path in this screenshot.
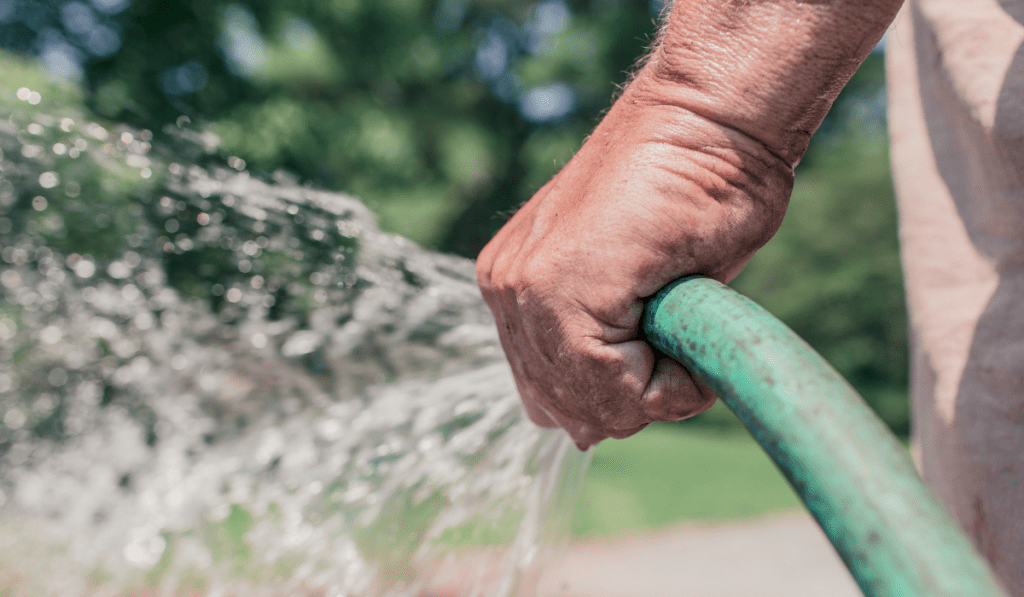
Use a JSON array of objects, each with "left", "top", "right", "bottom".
[{"left": 535, "top": 512, "right": 862, "bottom": 597}]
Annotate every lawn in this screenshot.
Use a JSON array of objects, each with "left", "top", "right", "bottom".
[{"left": 574, "top": 419, "right": 805, "bottom": 538}]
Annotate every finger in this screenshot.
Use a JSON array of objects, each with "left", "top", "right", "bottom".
[
  {"left": 641, "top": 357, "right": 717, "bottom": 421},
  {"left": 522, "top": 393, "right": 608, "bottom": 450},
  {"left": 605, "top": 422, "right": 649, "bottom": 440},
  {"left": 565, "top": 424, "right": 609, "bottom": 451},
  {"left": 497, "top": 328, "right": 560, "bottom": 429},
  {"left": 480, "top": 180, "right": 553, "bottom": 287},
  {"left": 515, "top": 380, "right": 559, "bottom": 428},
  {"left": 590, "top": 339, "right": 656, "bottom": 430},
  {"left": 566, "top": 421, "right": 646, "bottom": 450}
]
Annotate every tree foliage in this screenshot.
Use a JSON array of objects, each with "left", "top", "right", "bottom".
[{"left": 3, "top": 0, "right": 668, "bottom": 254}]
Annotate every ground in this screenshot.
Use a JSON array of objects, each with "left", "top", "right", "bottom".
[{"left": 537, "top": 512, "right": 861, "bottom": 597}]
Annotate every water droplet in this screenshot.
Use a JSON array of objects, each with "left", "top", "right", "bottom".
[
  {"left": 52, "top": 142, "right": 67, "bottom": 155},
  {"left": 123, "top": 534, "right": 166, "bottom": 569},
  {"left": 16, "top": 87, "right": 31, "bottom": 101},
  {"left": 21, "top": 145, "right": 43, "bottom": 158},
  {"left": 5, "top": 248, "right": 28, "bottom": 265},
  {"left": 27, "top": 123, "right": 44, "bottom": 135},
  {"left": 209, "top": 502, "right": 230, "bottom": 521},
  {"left": 0, "top": 270, "right": 21, "bottom": 288},
  {"left": 126, "top": 154, "right": 149, "bottom": 169},
  {"left": 124, "top": 251, "right": 142, "bottom": 267},
  {"left": 225, "top": 288, "right": 242, "bottom": 303},
  {"left": 40, "top": 325, "right": 62, "bottom": 344},
  {"left": 74, "top": 259, "right": 96, "bottom": 279},
  {"left": 3, "top": 408, "right": 25, "bottom": 430},
  {"left": 133, "top": 312, "right": 153, "bottom": 331},
  {"left": 165, "top": 488, "right": 184, "bottom": 508},
  {"left": 281, "top": 331, "right": 321, "bottom": 357},
  {"left": 317, "top": 419, "right": 342, "bottom": 440},
  {"left": 130, "top": 356, "right": 151, "bottom": 376},
  {"left": 121, "top": 284, "right": 141, "bottom": 301},
  {"left": 39, "top": 171, "right": 59, "bottom": 188},
  {"left": 107, "top": 261, "right": 131, "bottom": 279},
  {"left": 47, "top": 368, "right": 68, "bottom": 387},
  {"left": 31, "top": 196, "right": 47, "bottom": 211},
  {"left": 28, "top": 92, "right": 41, "bottom": 105},
  {"left": 87, "top": 123, "right": 108, "bottom": 140},
  {"left": 164, "top": 219, "right": 179, "bottom": 233}
]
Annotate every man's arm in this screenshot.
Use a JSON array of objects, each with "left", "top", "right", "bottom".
[{"left": 476, "top": 0, "right": 903, "bottom": 450}]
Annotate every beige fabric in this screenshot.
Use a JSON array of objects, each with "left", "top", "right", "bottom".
[{"left": 886, "top": 0, "right": 1024, "bottom": 593}]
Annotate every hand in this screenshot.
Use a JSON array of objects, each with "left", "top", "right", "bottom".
[
  {"left": 476, "top": 67, "right": 794, "bottom": 449},
  {"left": 477, "top": 0, "right": 899, "bottom": 449}
]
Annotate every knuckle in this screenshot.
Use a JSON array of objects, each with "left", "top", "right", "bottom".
[
  {"left": 594, "top": 407, "right": 625, "bottom": 429},
  {"left": 475, "top": 251, "right": 494, "bottom": 291},
  {"left": 503, "top": 255, "right": 556, "bottom": 306},
  {"left": 590, "top": 389, "right": 642, "bottom": 430}
]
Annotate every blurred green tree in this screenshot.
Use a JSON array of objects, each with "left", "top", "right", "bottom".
[{"left": 2, "top": 0, "right": 668, "bottom": 254}]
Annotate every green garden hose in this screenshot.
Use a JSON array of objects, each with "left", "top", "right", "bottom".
[{"left": 642, "top": 276, "right": 1007, "bottom": 597}]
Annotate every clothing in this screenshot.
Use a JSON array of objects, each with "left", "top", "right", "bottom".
[{"left": 886, "top": 0, "right": 1024, "bottom": 593}]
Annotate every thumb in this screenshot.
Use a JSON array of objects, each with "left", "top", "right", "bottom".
[{"left": 641, "top": 357, "right": 717, "bottom": 421}]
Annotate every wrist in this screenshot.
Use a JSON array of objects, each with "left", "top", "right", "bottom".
[
  {"left": 568, "top": 84, "right": 794, "bottom": 291},
  {"left": 633, "top": 0, "right": 902, "bottom": 166}
]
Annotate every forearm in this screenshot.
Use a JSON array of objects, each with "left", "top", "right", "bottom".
[{"left": 632, "top": 0, "right": 904, "bottom": 165}]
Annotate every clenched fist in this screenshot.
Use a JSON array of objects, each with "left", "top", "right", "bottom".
[
  {"left": 477, "top": 0, "right": 900, "bottom": 449},
  {"left": 477, "top": 71, "right": 792, "bottom": 449}
]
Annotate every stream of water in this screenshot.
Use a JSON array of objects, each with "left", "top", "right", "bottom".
[{"left": 0, "top": 78, "right": 589, "bottom": 596}]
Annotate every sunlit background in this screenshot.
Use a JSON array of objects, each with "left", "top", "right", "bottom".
[{"left": 0, "top": 0, "right": 907, "bottom": 592}]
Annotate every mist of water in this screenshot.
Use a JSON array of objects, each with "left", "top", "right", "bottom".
[{"left": 0, "top": 80, "right": 589, "bottom": 596}]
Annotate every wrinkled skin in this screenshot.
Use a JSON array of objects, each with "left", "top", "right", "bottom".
[
  {"left": 476, "top": 67, "right": 793, "bottom": 449},
  {"left": 478, "top": 0, "right": 903, "bottom": 450}
]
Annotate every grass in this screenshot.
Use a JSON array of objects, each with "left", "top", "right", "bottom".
[{"left": 573, "top": 420, "right": 805, "bottom": 538}]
